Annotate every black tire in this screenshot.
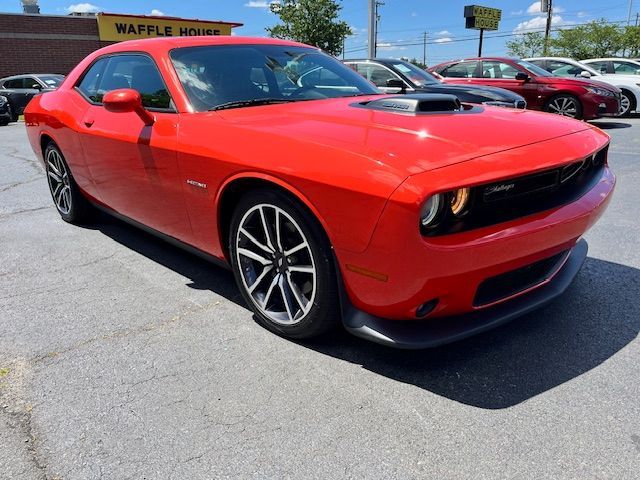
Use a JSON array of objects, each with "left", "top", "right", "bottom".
[
  {"left": 0, "top": 104, "right": 10, "bottom": 126},
  {"left": 619, "top": 89, "right": 636, "bottom": 117},
  {"left": 229, "top": 188, "right": 340, "bottom": 339},
  {"left": 10, "top": 103, "right": 18, "bottom": 123},
  {"left": 44, "top": 142, "right": 93, "bottom": 224},
  {"left": 544, "top": 94, "right": 583, "bottom": 119}
]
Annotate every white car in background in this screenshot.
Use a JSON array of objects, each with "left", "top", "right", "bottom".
[
  {"left": 526, "top": 57, "right": 640, "bottom": 116},
  {"left": 582, "top": 58, "right": 640, "bottom": 76}
]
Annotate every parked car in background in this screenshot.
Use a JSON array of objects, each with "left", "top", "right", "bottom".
[
  {"left": 0, "top": 74, "right": 64, "bottom": 118},
  {"left": 25, "top": 36, "right": 615, "bottom": 348},
  {"left": 525, "top": 57, "right": 640, "bottom": 116},
  {"left": 430, "top": 57, "right": 621, "bottom": 120},
  {"left": 582, "top": 58, "right": 640, "bottom": 76},
  {"left": 345, "top": 58, "right": 526, "bottom": 109},
  {"left": 0, "top": 94, "right": 13, "bottom": 125}
]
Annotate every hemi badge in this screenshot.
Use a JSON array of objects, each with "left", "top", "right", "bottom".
[{"left": 186, "top": 179, "right": 207, "bottom": 189}]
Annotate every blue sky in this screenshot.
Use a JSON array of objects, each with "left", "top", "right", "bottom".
[{"left": 2, "top": 0, "right": 637, "bottom": 63}]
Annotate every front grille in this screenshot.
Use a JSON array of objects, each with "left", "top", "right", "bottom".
[
  {"left": 473, "top": 250, "right": 569, "bottom": 307},
  {"left": 427, "top": 145, "right": 608, "bottom": 236}
]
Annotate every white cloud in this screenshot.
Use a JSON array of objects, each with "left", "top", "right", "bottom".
[
  {"left": 436, "top": 30, "right": 452, "bottom": 36},
  {"left": 411, "top": 12, "right": 418, "bottom": 17},
  {"left": 577, "top": 11, "right": 589, "bottom": 18},
  {"left": 377, "top": 43, "right": 406, "bottom": 51},
  {"left": 514, "top": 14, "right": 567, "bottom": 33},
  {"left": 66, "top": 3, "right": 100, "bottom": 13},
  {"left": 435, "top": 37, "right": 453, "bottom": 43},
  {"left": 150, "top": 9, "right": 165, "bottom": 16},
  {"left": 244, "top": 0, "right": 279, "bottom": 7},
  {"left": 527, "top": 2, "right": 564, "bottom": 15}
]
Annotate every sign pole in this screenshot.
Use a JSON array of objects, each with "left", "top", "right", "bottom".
[{"left": 478, "top": 28, "right": 484, "bottom": 56}]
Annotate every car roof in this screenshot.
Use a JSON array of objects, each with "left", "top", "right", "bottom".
[
  {"left": 344, "top": 58, "right": 406, "bottom": 63},
  {"left": 524, "top": 57, "right": 576, "bottom": 62},
  {"left": 582, "top": 58, "right": 640, "bottom": 62},
  {"left": 0, "top": 73, "right": 64, "bottom": 81}
]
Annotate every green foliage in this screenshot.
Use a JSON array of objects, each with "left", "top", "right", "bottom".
[
  {"left": 406, "top": 58, "right": 427, "bottom": 70},
  {"left": 506, "top": 32, "right": 545, "bottom": 58},
  {"left": 550, "top": 20, "right": 625, "bottom": 59},
  {"left": 623, "top": 26, "right": 640, "bottom": 58},
  {"left": 267, "top": 0, "right": 351, "bottom": 56}
]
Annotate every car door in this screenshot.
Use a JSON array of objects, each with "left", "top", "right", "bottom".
[
  {"left": 76, "top": 53, "right": 192, "bottom": 241},
  {"left": 437, "top": 61, "right": 480, "bottom": 84},
  {"left": 587, "top": 61, "right": 610, "bottom": 75},
  {"left": 2, "top": 78, "right": 32, "bottom": 113},
  {"left": 613, "top": 60, "right": 640, "bottom": 75},
  {"left": 477, "top": 60, "right": 539, "bottom": 106}
]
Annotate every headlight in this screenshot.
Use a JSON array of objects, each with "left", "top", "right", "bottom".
[
  {"left": 450, "top": 188, "right": 470, "bottom": 216},
  {"left": 0, "top": 95, "right": 6, "bottom": 106},
  {"left": 586, "top": 86, "right": 614, "bottom": 97},
  {"left": 420, "top": 194, "right": 443, "bottom": 228}
]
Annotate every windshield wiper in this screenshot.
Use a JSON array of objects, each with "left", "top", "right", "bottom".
[{"left": 209, "top": 98, "right": 294, "bottom": 111}]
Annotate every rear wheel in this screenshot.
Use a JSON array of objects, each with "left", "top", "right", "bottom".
[
  {"left": 619, "top": 90, "right": 635, "bottom": 117},
  {"left": 0, "top": 105, "right": 11, "bottom": 126},
  {"left": 545, "top": 94, "right": 583, "bottom": 119},
  {"left": 44, "top": 143, "right": 93, "bottom": 224},
  {"left": 10, "top": 104, "right": 18, "bottom": 123},
  {"left": 229, "top": 189, "right": 340, "bottom": 339}
]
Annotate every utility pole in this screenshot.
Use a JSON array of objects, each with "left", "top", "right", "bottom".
[
  {"left": 544, "top": 0, "right": 553, "bottom": 55},
  {"left": 367, "top": 0, "right": 377, "bottom": 58},
  {"left": 422, "top": 31, "right": 428, "bottom": 67},
  {"left": 627, "top": 0, "right": 634, "bottom": 25}
]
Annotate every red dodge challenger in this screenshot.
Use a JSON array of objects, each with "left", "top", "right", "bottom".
[{"left": 25, "top": 37, "right": 615, "bottom": 348}]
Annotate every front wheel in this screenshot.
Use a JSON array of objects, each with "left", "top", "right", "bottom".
[
  {"left": 545, "top": 94, "right": 583, "bottom": 119},
  {"left": 229, "top": 189, "right": 340, "bottom": 339},
  {"left": 619, "top": 90, "right": 635, "bottom": 117}
]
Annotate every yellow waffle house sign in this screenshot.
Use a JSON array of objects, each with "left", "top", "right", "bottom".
[{"left": 97, "top": 13, "right": 242, "bottom": 42}]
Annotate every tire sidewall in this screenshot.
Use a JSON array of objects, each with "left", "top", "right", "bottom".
[
  {"left": 619, "top": 90, "right": 634, "bottom": 117},
  {"left": 229, "top": 189, "right": 339, "bottom": 339}
]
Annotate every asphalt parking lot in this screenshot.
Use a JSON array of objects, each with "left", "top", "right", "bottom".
[{"left": 1, "top": 116, "right": 639, "bottom": 480}]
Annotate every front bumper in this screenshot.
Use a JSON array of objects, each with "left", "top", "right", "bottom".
[
  {"left": 342, "top": 239, "right": 588, "bottom": 349},
  {"left": 583, "top": 93, "right": 620, "bottom": 119}
]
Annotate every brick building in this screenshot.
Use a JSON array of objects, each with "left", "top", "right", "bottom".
[{"left": 0, "top": 12, "right": 242, "bottom": 78}]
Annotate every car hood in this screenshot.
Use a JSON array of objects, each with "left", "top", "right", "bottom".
[
  {"left": 217, "top": 95, "right": 593, "bottom": 176},
  {"left": 415, "top": 83, "right": 523, "bottom": 102},
  {"left": 596, "top": 73, "right": 640, "bottom": 87},
  {"left": 537, "top": 75, "right": 620, "bottom": 92}
]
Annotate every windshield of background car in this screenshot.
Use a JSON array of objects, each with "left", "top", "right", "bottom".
[
  {"left": 170, "top": 44, "right": 380, "bottom": 111},
  {"left": 515, "top": 60, "right": 553, "bottom": 77},
  {"left": 39, "top": 75, "right": 64, "bottom": 88},
  {"left": 390, "top": 61, "right": 439, "bottom": 86}
]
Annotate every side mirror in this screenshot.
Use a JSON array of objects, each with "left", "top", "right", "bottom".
[
  {"left": 580, "top": 70, "right": 592, "bottom": 78},
  {"left": 30, "top": 83, "right": 42, "bottom": 90},
  {"left": 515, "top": 72, "right": 530, "bottom": 82},
  {"left": 103, "top": 88, "right": 154, "bottom": 126},
  {"left": 386, "top": 78, "right": 407, "bottom": 93}
]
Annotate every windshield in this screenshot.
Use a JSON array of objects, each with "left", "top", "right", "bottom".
[
  {"left": 515, "top": 60, "right": 553, "bottom": 77},
  {"left": 389, "top": 61, "right": 440, "bottom": 86},
  {"left": 38, "top": 75, "right": 64, "bottom": 88},
  {"left": 170, "top": 44, "right": 380, "bottom": 111}
]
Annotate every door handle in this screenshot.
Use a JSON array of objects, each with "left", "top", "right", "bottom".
[{"left": 84, "top": 118, "right": 94, "bottom": 127}]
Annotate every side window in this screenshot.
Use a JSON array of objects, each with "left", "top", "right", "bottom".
[
  {"left": 588, "top": 61, "right": 609, "bottom": 74},
  {"left": 613, "top": 61, "right": 640, "bottom": 74},
  {"left": 4, "top": 78, "right": 25, "bottom": 89},
  {"left": 547, "top": 60, "right": 575, "bottom": 76},
  {"left": 358, "top": 64, "right": 400, "bottom": 87},
  {"left": 24, "top": 77, "right": 41, "bottom": 89},
  {"left": 440, "top": 61, "right": 478, "bottom": 78},
  {"left": 100, "top": 55, "right": 171, "bottom": 109},
  {"left": 77, "top": 59, "right": 108, "bottom": 102},
  {"left": 481, "top": 61, "right": 520, "bottom": 79}
]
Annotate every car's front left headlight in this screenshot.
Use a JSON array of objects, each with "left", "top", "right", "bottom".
[
  {"left": 586, "top": 86, "right": 615, "bottom": 97},
  {"left": 0, "top": 95, "right": 6, "bottom": 107}
]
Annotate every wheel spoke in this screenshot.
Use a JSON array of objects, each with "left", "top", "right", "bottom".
[
  {"left": 47, "top": 160, "right": 61, "bottom": 176},
  {"left": 238, "top": 247, "right": 271, "bottom": 266},
  {"left": 285, "top": 272, "right": 307, "bottom": 311},
  {"left": 240, "top": 227, "right": 274, "bottom": 255},
  {"left": 288, "top": 265, "right": 314, "bottom": 274},
  {"left": 278, "top": 274, "right": 295, "bottom": 321},
  {"left": 56, "top": 186, "right": 66, "bottom": 207},
  {"left": 284, "top": 241, "right": 308, "bottom": 257},
  {"left": 259, "top": 206, "right": 275, "bottom": 251},
  {"left": 48, "top": 170, "right": 62, "bottom": 182},
  {"left": 260, "top": 273, "right": 280, "bottom": 309},
  {"left": 275, "top": 210, "right": 283, "bottom": 251},
  {"left": 248, "top": 265, "right": 274, "bottom": 294},
  {"left": 63, "top": 188, "right": 71, "bottom": 211}
]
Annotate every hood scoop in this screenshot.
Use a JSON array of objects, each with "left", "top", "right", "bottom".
[{"left": 357, "top": 94, "right": 463, "bottom": 114}]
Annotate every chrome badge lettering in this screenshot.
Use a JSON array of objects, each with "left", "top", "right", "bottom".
[
  {"left": 485, "top": 183, "right": 515, "bottom": 195},
  {"left": 186, "top": 179, "right": 207, "bottom": 189}
]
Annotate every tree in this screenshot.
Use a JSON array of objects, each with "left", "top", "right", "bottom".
[
  {"left": 550, "top": 20, "right": 625, "bottom": 59},
  {"left": 622, "top": 26, "right": 640, "bottom": 58},
  {"left": 406, "top": 58, "right": 427, "bottom": 70},
  {"left": 267, "top": 0, "right": 351, "bottom": 56},
  {"left": 506, "top": 32, "right": 545, "bottom": 58}
]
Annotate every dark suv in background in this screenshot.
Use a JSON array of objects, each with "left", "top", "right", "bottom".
[{"left": 0, "top": 74, "right": 65, "bottom": 121}]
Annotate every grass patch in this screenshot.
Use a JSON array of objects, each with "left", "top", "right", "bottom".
[{"left": 0, "top": 367, "right": 10, "bottom": 377}]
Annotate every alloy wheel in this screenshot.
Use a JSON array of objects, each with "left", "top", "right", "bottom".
[
  {"left": 548, "top": 97, "right": 579, "bottom": 118},
  {"left": 235, "top": 204, "right": 317, "bottom": 325},
  {"left": 46, "top": 148, "right": 72, "bottom": 215},
  {"left": 620, "top": 93, "right": 631, "bottom": 116}
]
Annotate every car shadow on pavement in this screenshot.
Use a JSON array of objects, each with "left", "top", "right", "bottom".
[
  {"left": 83, "top": 212, "right": 639, "bottom": 410},
  {"left": 305, "top": 257, "right": 640, "bottom": 410},
  {"left": 590, "top": 121, "right": 632, "bottom": 130},
  {"left": 87, "top": 210, "right": 246, "bottom": 307}
]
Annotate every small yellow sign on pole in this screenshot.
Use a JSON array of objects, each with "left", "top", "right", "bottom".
[{"left": 97, "top": 13, "right": 242, "bottom": 42}]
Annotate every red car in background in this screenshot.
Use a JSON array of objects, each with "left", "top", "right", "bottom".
[
  {"left": 25, "top": 37, "right": 615, "bottom": 348},
  {"left": 430, "top": 57, "right": 621, "bottom": 120}
]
